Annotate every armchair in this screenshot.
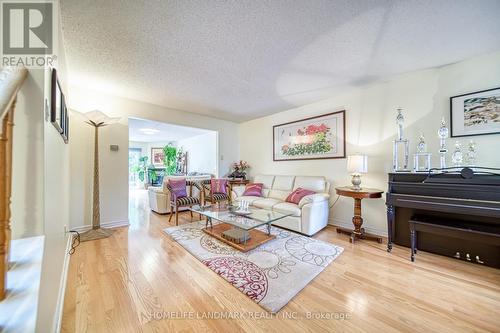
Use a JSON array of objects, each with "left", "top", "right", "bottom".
[
  {"left": 166, "top": 180, "right": 203, "bottom": 225},
  {"left": 201, "top": 179, "right": 231, "bottom": 206},
  {"left": 148, "top": 174, "right": 211, "bottom": 214}
]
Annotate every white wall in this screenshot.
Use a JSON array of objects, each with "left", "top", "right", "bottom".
[
  {"left": 129, "top": 141, "right": 148, "bottom": 155},
  {"left": 99, "top": 124, "right": 129, "bottom": 224},
  {"left": 68, "top": 88, "right": 239, "bottom": 229},
  {"left": 11, "top": 69, "right": 45, "bottom": 239},
  {"left": 239, "top": 51, "right": 500, "bottom": 236},
  {"left": 68, "top": 114, "right": 93, "bottom": 229},
  {"left": 36, "top": 3, "right": 72, "bottom": 329},
  {"left": 178, "top": 132, "right": 218, "bottom": 175}
]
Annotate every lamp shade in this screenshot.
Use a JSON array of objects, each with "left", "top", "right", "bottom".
[
  {"left": 347, "top": 154, "right": 368, "bottom": 173},
  {"left": 74, "top": 110, "right": 121, "bottom": 126}
]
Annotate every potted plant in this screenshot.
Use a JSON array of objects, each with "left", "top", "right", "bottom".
[
  {"left": 132, "top": 156, "right": 149, "bottom": 188},
  {"left": 163, "top": 143, "right": 177, "bottom": 175},
  {"left": 230, "top": 160, "right": 250, "bottom": 179},
  {"left": 148, "top": 167, "right": 158, "bottom": 186}
]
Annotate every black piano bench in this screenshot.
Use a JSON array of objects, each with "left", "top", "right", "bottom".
[{"left": 409, "top": 215, "right": 500, "bottom": 263}]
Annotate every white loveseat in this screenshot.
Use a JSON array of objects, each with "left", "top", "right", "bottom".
[{"left": 233, "top": 175, "right": 330, "bottom": 236}]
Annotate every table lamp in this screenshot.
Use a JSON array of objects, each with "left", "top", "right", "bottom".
[{"left": 347, "top": 154, "right": 368, "bottom": 191}]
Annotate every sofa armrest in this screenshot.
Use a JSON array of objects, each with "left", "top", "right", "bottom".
[
  {"left": 149, "top": 186, "right": 166, "bottom": 194},
  {"left": 298, "top": 193, "right": 330, "bottom": 208},
  {"left": 301, "top": 198, "right": 329, "bottom": 235}
]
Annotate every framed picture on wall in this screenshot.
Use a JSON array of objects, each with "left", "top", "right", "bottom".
[
  {"left": 51, "top": 68, "right": 63, "bottom": 133},
  {"left": 151, "top": 147, "right": 165, "bottom": 166},
  {"left": 61, "top": 102, "right": 69, "bottom": 144},
  {"left": 51, "top": 68, "right": 69, "bottom": 143},
  {"left": 450, "top": 87, "right": 500, "bottom": 137},
  {"left": 273, "top": 110, "right": 346, "bottom": 161}
]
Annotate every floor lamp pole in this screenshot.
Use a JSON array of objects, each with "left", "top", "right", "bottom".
[
  {"left": 80, "top": 121, "right": 113, "bottom": 242},
  {"left": 74, "top": 110, "right": 120, "bottom": 242},
  {"left": 93, "top": 124, "right": 100, "bottom": 229}
]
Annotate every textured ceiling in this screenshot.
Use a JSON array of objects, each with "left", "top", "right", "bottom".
[
  {"left": 129, "top": 118, "right": 212, "bottom": 142},
  {"left": 61, "top": 0, "right": 500, "bottom": 122}
]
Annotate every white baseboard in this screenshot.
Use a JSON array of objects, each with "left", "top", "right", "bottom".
[
  {"left": 328, "top": 218, "right": 387, "bottom": 237},
  {"left": 70, "top": 220, "right": 130, "bottom": 232},
  {"left": 54, "top": 234, "right": 71, "bottom": 333}
]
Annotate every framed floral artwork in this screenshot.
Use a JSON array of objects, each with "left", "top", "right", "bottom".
[{"left": 273, "top": 111, "right": 346, "bottom": 161}]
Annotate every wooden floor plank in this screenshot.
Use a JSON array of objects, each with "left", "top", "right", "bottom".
[{"left": 61, "top": 190, "right": 500, "bottom": 332}]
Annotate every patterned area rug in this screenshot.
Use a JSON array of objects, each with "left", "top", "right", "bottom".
[{"left": 163, "top": 221, "right": 343, "bottom": 313}]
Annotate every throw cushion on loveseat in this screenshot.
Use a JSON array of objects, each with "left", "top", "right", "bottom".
[
  {"left": 242, "top": 183, "right": 263, "bottom": 196},
  {"left": 285, "top": 187, "right": 315, "bottom": 204}
]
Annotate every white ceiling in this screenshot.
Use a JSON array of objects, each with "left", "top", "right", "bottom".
[
  {"left": 61, "top": 0, "right": 500, "bottom": 122},
  {"left": 128, "top": 118, "right": 212, "bottom": 142}
]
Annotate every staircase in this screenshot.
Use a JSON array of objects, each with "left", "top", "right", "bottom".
[{"left": 0, "top": 66, "right": 27, "bottom": 300}]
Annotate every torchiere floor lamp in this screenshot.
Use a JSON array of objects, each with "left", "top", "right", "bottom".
[{"left": 76, "top": 110, "right": 120, "bottom": 242}]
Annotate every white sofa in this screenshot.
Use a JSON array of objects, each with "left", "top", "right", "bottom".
[
  {"left": 148, "top": 174, "right": 211, "bottom": 214},
  {"left": 233, "top": 174, "right": 330, "bottom": 236}
]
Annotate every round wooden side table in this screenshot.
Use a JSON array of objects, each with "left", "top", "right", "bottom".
[
  {"left": 228, "top": 179, "right": 249, "bottom": 187},
  {"left": 335, "top": 186, "right": 384, "bottom": 243}
]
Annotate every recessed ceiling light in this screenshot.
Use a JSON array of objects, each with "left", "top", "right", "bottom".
[{"left": 139, "top": 128, "right": 160, "bottom": 135}]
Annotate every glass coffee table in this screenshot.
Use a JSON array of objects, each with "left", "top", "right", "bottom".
[{"left": 190, "top": 204, "right": 293, "bottom": 252}]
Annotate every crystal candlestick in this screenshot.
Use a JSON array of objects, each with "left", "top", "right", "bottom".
[{"left": 451, "top": 141, "right": 463, "bottom": 167}]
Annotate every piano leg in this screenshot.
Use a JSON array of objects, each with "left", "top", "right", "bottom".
[
  {"left": 410, "top": 227, "right": 416, "bottom": 262},
  {"left": 387, "top": 204, "right": 395, "bottom": 252}
]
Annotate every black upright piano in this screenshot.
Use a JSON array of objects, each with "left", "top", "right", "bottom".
[{"left": 386, "top": 169, "right": 500, "bottom": 268}]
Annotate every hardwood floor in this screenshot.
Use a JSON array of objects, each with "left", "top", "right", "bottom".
[{"left": 61, "top": 190, "right": 500, "bottom": 333}]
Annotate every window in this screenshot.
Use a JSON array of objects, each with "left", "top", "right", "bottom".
[{"left": 129, "top": 148, "right": 142, "bottom": 186}]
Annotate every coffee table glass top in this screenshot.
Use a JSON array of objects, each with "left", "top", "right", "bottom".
[{"left": 190, "top": 204, "right": 293, "bottom": 230}]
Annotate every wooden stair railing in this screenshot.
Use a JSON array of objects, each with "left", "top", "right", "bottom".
[{"left": 0, "top": 66, "right": 28, "bottom": 300}]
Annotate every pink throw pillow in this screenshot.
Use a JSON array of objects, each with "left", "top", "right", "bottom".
[
  {"left": 168, "top": 179, "right": 187, "bottom": 199},
  {"left": 211, "top": 179, "right": 228, "bottom": 194},
  {"left": 286, "top": 188, "right": 315, "bottom": 204},
  {"left": 242, "top": 183, "right": 263, "bottom": 197}
]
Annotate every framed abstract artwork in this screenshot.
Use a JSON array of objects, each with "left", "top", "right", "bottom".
[
  {"left": 450, "top": 87, "right": 500, "bottom": 137},
  {"left": 151, "top": 147, "right": 165, "bottom": 166},
  {"left": 273, "top": 111, "right": 346, "bottom": 161}
]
